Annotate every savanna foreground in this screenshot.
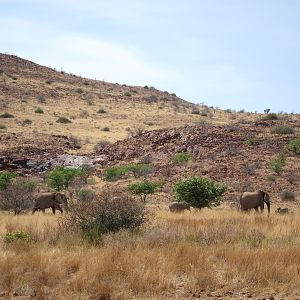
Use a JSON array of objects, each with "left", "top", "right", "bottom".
[{"left": 0, "top": 210, "right": 300, "bottom": 300}]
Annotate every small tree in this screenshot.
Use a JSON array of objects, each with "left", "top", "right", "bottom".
[
  {"left": 286, "top": 138, "right": 300, "bottom": 154},
  {"left": 46, "top": 166, "right": 88, "bottom": 191},
  {"left": 174, "top": 176, "right": 227, "bottom": 209},
  {"left": 172, "top": 152, "right": 193, "bottom": 165},
  {"left": 0, "top": 171, "right": 17, "bottom": 190},
  {"left": 127, "top": 180, "right": 162, "bottom": 202},
  {"left": 269, "top": 151, "right": 286, "bottom": 175},
  {"left": 0, "top": 177, "right": 37, "bottom": 214}
]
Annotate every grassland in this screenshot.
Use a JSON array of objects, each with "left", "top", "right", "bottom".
[{"left": 0, "top": 210, "right": 300, "bottom": 299}]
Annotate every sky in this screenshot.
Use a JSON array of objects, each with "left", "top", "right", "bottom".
[{"left": 0, "top": 0, "right": 299, "bottom": 113}]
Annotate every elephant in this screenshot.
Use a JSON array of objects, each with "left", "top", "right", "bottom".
[
  {"left": 240, "top": 190, "right": 270, "bottom": 213},
  {"left": 32, "top": 192, "right": 68, "bottom": 214},
  {"left": 169, "top": 201, "right": 191, "bottom": 213},
  {"left": 276, "top": 207, "right": 289, "bottom": 214}
]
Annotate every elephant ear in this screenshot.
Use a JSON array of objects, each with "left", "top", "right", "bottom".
[{"left": 54, "top": 192, "right": 63, "bottom": 204}]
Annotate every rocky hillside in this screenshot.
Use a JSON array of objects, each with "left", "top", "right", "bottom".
[{"left": 0, "top": 54, "right": 299, "bottom": 209}]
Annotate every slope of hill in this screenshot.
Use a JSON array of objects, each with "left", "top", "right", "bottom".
[{"left": 0, "top": 53, "right": 231, "bottom": 151}]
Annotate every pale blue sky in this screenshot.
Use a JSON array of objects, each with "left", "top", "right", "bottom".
[{"left": 1, "top": 0, "right": 299, "bottom": 112}]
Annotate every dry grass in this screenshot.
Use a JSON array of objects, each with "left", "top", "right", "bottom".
[{"left": 0, "top": 210, "right": 300, "bottom": 299}]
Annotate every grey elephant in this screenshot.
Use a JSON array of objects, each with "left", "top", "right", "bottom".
[
  {"left": 240, "top": 190, "right": 270, "bottom": 213},
  {"left": 169, "top": 201, "right": 191, "bottom": 213},
  {"left": 276, "top": 207, "right": 289, "bottom": 214},
  {"left": 32, "top": 192, "right": 68, "bottom": 214}
]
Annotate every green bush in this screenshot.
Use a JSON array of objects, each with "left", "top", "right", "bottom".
[
  {"left": 174, "top": 176, "right": 227, "bottom": 209},
  {"left": 35, "top": 107, "right": 44, "bottom": 114},
  {"left": 104, "top": 163, "right": 151, "bottom": 181},
  {"left": 78, "top": 188, "right": 95, "bottom": 201},
  {"left": 263, "top": 113, "right": 278, "bottom": 120},
  {"left": 62, "top": 188, "right": 147, "bottom": 244},
  {"left": 97, "top": 108, "right": 107, "bottom": 114},
  {"left": 127, "top": 180, "right": 162, "bottom": 202},
  {"left": 104, "top": 166, "right": 127, "bottom": 181},
  {"left": 23, "top": 119, "right": 32, "bottom": 125},
  {"left": 285, "top": 138, "right": 300, "bottom": 154},
  {"left": 173, "top": 152, "right": 193, "bottom": 165},
  {"left": 124, "top": 92, "right": 131, "bottom": 97},
  {"left": 101, "top": 127, "right": 110, "bottom": 132},
  {"left": 271, "top": 126, "right": 294, "bottom": 135},
  {"left": 0, "top": 171, "right": 17, "bottom": 190},
  {"left": 0, "top": 112, "right": 14, "bottom": 118},
  {"left": 126, "top": 163, "right": 152, "bottom": 177},
  {"left": 280, "top": 190, "right": 296, "bottom": 201},
  {"left": 3, "top": 231, "right": 31, "bottom": 243},
  {"left": 0, "top": 124, "right": 6, "bottom": 130},
  {"left": 46, "top": 166, "right": 87, "bottom": 191},
  {"left": 56, "top": 116, "right": 72, "bottom": 124},
  {"left": 75, "top": 88, "right": 83, "bottom": 94},
  {"left": 269, "top": 152, "right": 286, "bottom": 174},
  {"left": 244, "top": 135, "right": 258, "bottom": 146}
]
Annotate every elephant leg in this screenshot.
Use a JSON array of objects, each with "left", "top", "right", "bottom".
[
  {"left": 254, "top": 206, "right": 259, "bottom": 212},
  {"left": 32, "top": 207, "right": 37, "bottom": 214},
  {"left": 51, "top": 205, "right": 56, "bottom": 214},
  {"left": 55, "top": 204, "right": 63, "bottom": 214},
  {"left": 260, "top": 202, "right": 264, "bottom": 213},
  {"left": 42, "top": 209, "right": 45, "bottom": 214}
]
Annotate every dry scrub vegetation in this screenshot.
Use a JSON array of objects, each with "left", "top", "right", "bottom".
[{"left": 0, "top": 210, "right": 300, "bottom": 299}]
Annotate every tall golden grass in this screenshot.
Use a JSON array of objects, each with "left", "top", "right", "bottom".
[{"left": 0, "top": 210, "right": 299, "bottom": 299}]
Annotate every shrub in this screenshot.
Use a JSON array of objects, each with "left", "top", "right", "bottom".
[
  {"left": 22, "top": 119, "right": 32, "bottom": 125},
  {"left": 75, "top": 88, "right": 83, "bottom": 94},
  {"left": 101, "top": 127, "right": 110, "bottom": 132},
  {"left": 46, "top": 166, "right": 88, "bottom": 191},
  {"left": 285, "top": 138, "right": 300, "bottom": 154},
  {"left": 35, "top": 107, "right": 44, "bottom": 114},
  {"left": 126, "top": 163, "right": 152, "bottom": 177},
  {"left": 127, "top": 180, "right": 162, "bottom": 202},
  {"left": 128, "top": 126, "right": 145, "bottom": 138},
  {"left": 0, "top": 171, "right": 18, "bottom": 190},
  {"left": 56, "top": 116, "right": 72, "bottom": 124},
  {"left": 3, "top": 231, "right": 31, "bottom": 243},
  {"left": 124, "top": 92, "right": 131, "bottom": 97},
  {"left": 45, "top": 80, "right": 52, "bottom": 85},
  {"left": 174, "top": 176, "right": 227, "bottom": 209},
  {"left": 191, "top": 108, "right": 200, "bottom": 115},
  {"left": 0, "top": 177, "right": 37, "bottom": 214},
  {"left": 104, "top": 166, "right": 127, "bottom": 181},
  {"left": 173, "top": 152, "right": 193, "bottom": 165},
  {"left": 0, "top": 124, "right": 6, "bottom": 130},
  {"left": 271, "top": 126, "right": 294, "bottom": 135},
  {"left": 69, "top": 135, "right": 82, "bottom": 149},
  {"left": 61, "top": 188, "right": 147, "bottom": 244},
  {"left": 37, "top": 95, "right": 46, "bottom": 103},
  {"left": 266, "top": 174, "right": 276, "bottom": 182},
  {"left": 244, "top": 135, "right": 258, "bottom": 146},
  {"left": 94, "top": 140, "right": 112, "bottom": 152},
  {"left": 104, "top": 163, "right": 151, "bottom": 181},
  {"left": 263, "top": 113, "right": 278, "bottom": 120},
  {"left": 97, "top": 108, "right": 106, "bottom": 114},
  {"left": 144, "top": 85, "right": 149, "bottom": 89},
  {"left": 0, "top": 112, "right": 14, "bottom": 118},
  {"left": 78, "top": 188, "right": 96, "bottom": 201},
  {"left": 280, "top": 190, "right": 296, "bottom": 201},
  {"left": 269, "top": 151, "right": 286, "bottom": 174}
]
